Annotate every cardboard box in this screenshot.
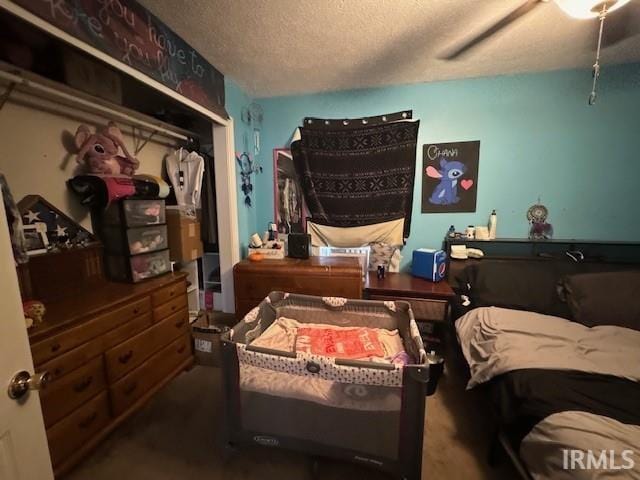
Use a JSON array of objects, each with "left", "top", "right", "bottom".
[
  {"left": 191, "top": 312, "right": 229, "bottom": 367},
  {"left": 166, "top": 209, "right": 203, "bottom": 262}
]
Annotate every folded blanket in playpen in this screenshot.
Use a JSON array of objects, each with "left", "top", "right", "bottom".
[
  {"left": 232, "top": 295, "right": 426, "bottom": 412},
  {"left": 251, "top": 317, "right": 406, "bottom": 362}
]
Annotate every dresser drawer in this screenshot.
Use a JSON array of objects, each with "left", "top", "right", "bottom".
[
  {"left": 40, "top": 356, "right": 107, "bottom": 428},
  {"left": 47, "top": 391, "right": 110, "bottom": 467},
  {"left": 152, "top": 294, "right": 187, "bottom": 322},
  {"left": 152, "top": 280, "right": 187, "bottom": 307},
  {"left": 235, "top": 274, "right": 362, "bottom": 301},
  {"left": 235, "top": 299, "right": 263, "bottom": 321},
  {"left": 37, "top": 340, "right": 101, "bottom": 382},
  {"left": 36, "top": 313, "right": 153, "bottom": 382},
  {"left": 105, "top": 309, "right": 189, "bottom": 382},
  {"left": 110, "top": 334, "right": 191, "bottom": 416},
  {"left": 368, "top": 295, "right": 447, "bottom": 321},
  {"left": 101, "top": 312, "right": 153, "bottom": 351},
  {"left": 31, "top": 297, "right": 151, "bottom": 365}
]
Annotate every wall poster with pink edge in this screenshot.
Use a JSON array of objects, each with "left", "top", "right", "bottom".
[{"left": 273, "top": 148, "right": 308, "bottom": 234}]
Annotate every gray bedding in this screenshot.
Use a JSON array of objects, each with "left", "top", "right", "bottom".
[
  {"left": 455, "top": 307, "right": 640, "bottom": 480},
  {"left": 456, "top": 307, "right": 640, "bottom": 389}
]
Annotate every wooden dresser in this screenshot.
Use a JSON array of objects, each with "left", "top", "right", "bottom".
[
  {"left": 28, "top": 272, "right": 193, "bottom": 477},
  {"left": 233, "top": 256, "right": 363, "bottom": 319}
]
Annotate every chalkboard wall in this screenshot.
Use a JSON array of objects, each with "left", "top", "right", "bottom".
[{"left": 15, "top": 0, "right": 227, "bottom": 117}]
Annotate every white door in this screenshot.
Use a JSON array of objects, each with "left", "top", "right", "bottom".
[{"left": 0, "top": 195, "right": 53, "bottom": 480}]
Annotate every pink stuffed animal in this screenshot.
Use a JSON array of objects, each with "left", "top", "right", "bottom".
[{"left": 75, "top": 122, "right": 139, "bottom": 175}]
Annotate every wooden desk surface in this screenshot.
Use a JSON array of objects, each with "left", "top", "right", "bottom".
[
  {"left": 234, "top": 256, "right": 361, "bottom": 274},
  {"left": 28, "top": 272, "right": 187, "bottom": 342},
  {"left": 364, "top": 271, "right": 455, "bottom": 300}
]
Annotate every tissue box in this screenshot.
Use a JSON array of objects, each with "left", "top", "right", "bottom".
[
  {"left": 248, "top": 241, "right": 286, "bottom": 259},
  {"left": 412, "top": 249, "right": 447, "bottom": 282}
]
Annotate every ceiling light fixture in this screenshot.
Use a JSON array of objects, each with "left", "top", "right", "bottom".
[
  {"left": 554, "top": 0, "right": 631, "bottom": 19},
  {"left": 555, "top": 0, "right": 632, "bottom": 105}
]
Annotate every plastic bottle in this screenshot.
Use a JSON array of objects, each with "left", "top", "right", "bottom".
[{"left": 489, "top": 209, "right": 497, "bottom": 239}]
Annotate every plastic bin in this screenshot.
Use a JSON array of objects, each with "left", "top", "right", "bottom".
[
  {"left": 101, "top": 199, "right": 166, "bottom": 227},
  {"left": 100, "top": 224, "right": 168, "bottom": 255},
  {"left": 105, "top": 249, "right": 171, "bottom": 283}
]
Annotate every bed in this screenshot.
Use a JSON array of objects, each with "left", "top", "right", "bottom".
[
  {"left": 220, "top": 292, "right": 430, "bottom": 480},
  {"left": 453, "top": 260, "right": 640, "bottom": 480}
]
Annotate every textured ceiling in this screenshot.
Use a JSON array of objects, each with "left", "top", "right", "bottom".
[{"left": 139, "top": 0, "right": 640, "bottom": 98}]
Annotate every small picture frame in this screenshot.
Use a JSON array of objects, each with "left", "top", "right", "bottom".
[{"left": 22, "top": 222, "right": 49, "bottom": 256}]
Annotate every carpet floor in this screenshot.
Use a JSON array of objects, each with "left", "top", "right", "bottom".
[{"left": 65, "top": 330, "right": 517, "bottom": 480}]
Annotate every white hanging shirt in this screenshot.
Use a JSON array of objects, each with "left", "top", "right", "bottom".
[{"left": 166, "top": 148, "right": 205, "bottom": 210}]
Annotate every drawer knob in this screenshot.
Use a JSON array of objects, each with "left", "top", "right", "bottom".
[
  {"left": 177, "top": 344, "right": 186, "bottom": 354},
  {"left": 73, "top": 376, "right": 93, "bottom": 393},
  {"left": 78, "top": 412, "right": 98, "bottom": 429},
  {"left": 51, "top": 343, "right": 61, "bottom": 353},
  {"left": 171, "top": 305, "right": 177, "bottom": 311},
  {"left": 174, "top": 319, "right": 184, "bottom": 328},
  {"left": 123, "top": 381, "right": 138, "bottom": 395},
  {"left": 118, "top": 350, "right": 134, "bottom": 364},
  {"left": 133, "top": 308, "right": 140, "bottom": 315}
]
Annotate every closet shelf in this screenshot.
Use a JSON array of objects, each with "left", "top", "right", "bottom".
[{"left": 0, "top": 61, "right": 198, "bottom": 143}]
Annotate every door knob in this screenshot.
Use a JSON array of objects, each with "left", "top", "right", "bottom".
[{"left": 7, "top": 370, "right": 50, "bottom": 400}]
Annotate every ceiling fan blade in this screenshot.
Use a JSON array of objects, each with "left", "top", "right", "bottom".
[{"left": 442, "top": 0, "right": 544, "bottom": 60}]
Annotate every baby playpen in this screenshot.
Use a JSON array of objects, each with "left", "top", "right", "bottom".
[{"left": 220, "top": 291, "right": 429, "bottom": 479}]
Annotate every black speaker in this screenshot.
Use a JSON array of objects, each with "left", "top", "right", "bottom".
[{"left": 287, "top": 233, "right": 310, "bottom": 259}]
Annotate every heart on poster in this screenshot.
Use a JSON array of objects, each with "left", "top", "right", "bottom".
[{"left": 460, "top": 179, "right": 474, "bottom": 190}]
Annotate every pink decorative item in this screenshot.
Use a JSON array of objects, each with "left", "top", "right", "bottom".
[
  {"left": 460, "top": 179, "right": 474, "bottom": 190},
  {"left": 23, "top": 300, "right": 46, "bottom": 327},
  {"left": 75, "top": 122, "right": 140, "bottom": 175},
  {"left": 204, "top": 290, "right": 214, "bottom": 310}
]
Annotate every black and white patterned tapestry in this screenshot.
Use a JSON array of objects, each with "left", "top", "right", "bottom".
[{"left": 291, "top": 114, "right": 419, "bottom": 238}]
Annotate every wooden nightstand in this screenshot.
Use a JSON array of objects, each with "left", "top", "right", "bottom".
[
  {"left": 364, "top": 272, "right": 456, "bottom": 354},
  {"left": 364, "top": 271, "right": 455, "bottom": 322}
]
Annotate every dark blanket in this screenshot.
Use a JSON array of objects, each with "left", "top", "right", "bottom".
[
  {"left": 291, "top": 118, "right": 420, "bottom": 238},
  {"left": 68, "top": 175, "right": 162, "bottom": 207},
  {"left": 489, "top": 369, "right": 640, "bottom": 446}
]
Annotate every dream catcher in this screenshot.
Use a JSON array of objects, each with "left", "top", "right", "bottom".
[
  {"left": 241, "top": 102, "right": 263, "bottom": 157},
  {"left": 237, "top": 152, "right": 262, "bottom": 207},
  {"left": 527, "top": 202, "right": 553, "bottom": 240}
]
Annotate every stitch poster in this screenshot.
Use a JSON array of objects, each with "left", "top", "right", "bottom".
[{"left": 422, "top": 141, "right": 480, "bottom": 213}]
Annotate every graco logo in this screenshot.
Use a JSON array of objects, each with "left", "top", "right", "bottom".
[
  {"left": 253, "top": 435, "right": 279, "bottom": 447},
  {"left": 563, "top": 450, "right": 635, "bottom": 470}
]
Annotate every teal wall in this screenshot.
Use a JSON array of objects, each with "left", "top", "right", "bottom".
[
  {"left": 250, "top": 63, "right": 640, "bottom": 269},
  {"left": 225, "top": 79, "right": 256, "bottom": 258}
]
